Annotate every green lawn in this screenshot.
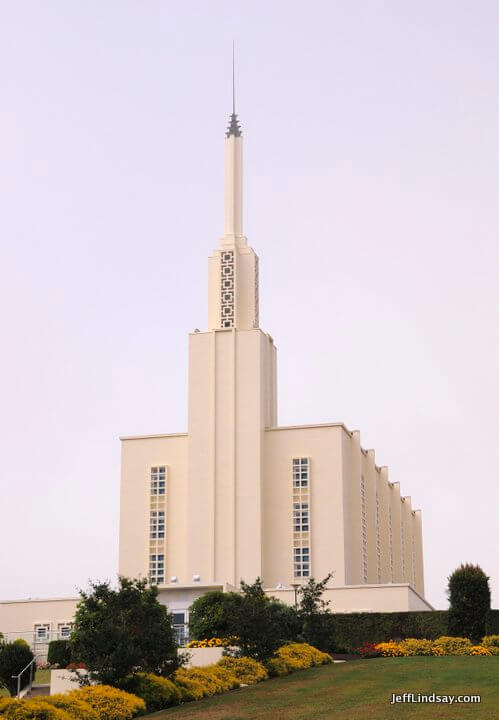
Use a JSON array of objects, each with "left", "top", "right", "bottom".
[{"left": 146, "top": 657, "right": 499, "bottom": 720}]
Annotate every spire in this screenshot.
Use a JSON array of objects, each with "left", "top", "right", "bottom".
[{"left": 226, "top": 42, "right": 242, "bottom": 138}]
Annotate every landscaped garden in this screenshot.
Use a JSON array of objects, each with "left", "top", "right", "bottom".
[{"left": 0, "top": 564, "right": 498, "bottom": 719}]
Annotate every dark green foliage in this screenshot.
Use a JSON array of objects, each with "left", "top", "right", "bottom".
[
  {"left": 297, "top": 574, "right": 334, "bottom": 651},
  {"left": 325, "top": 611, "right": 450, "bottom": 653},
  {"left": 486, "top": 609, "right": 499, "bottom": 634},
  {"left": 188, "top": 581, "right": 299, "bottom": 661},
  {"left": 47, "top": 640, "right": 72, "bottom": 668},
  {"left": 236, "top": 579, "right": 300, "bottom": 661},
  {"left": 447, "top": 563, "right": 491, "bottom": 643},
  {"left": 0, "top": 641, "right": 34, "bottom": 696},
  {"left": 70, "top": 576, "right": 178, "bottom": 686},
  {"left": 188, "top": 591, "right": 242, "bottom": 639}
]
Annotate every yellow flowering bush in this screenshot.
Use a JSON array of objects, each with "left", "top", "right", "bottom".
[
  {"left": 0, "top": 699, "right": 71, "bottom": 719},
  {"left": 218, "top": 656, "right": 268, "bottom": 684},
  {"left": 266, "top": 643, "right": 332, "bottom": 675},
  {"left": 172, "top": 670, "right": 206, "bottom": 701},
  {"left": 68, "top": 685, "right": 145, "bottom": 720},
  {"left": 467, "top": 645, "right": 492, "bottom": 656},
  {"left": 431, "top": 636, "right": 472, "bottom": 656},
  {"left": 375, "top": 642, "right": 404, "bottom": 657},
  {"left": 0, "top": 699, "right": 19, "bottom": 715},
  {"left": 186, "top": 637, "right": 238, "bottom": 648},
  {"left": 482, "top": 635, "right": 499, "bottom": 655},
  {"left": 44, "top": 694, "right": 100, "bottom": 720},
  {"left": 120, "top": 673, "right": 181, "bottom": 712},
  {"left": 398, "top": 638, "right": 433, "bottom": 656},
  {"left": 173, "top": 665, "right": 239, "bottom": 698}
]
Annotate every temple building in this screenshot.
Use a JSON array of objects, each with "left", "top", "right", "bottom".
[
  {"left": 0, "top": 97, "right": 432, "bottom": 654},
  {"left": 117, "top": 102, "right": 431, "bottom": 638}
]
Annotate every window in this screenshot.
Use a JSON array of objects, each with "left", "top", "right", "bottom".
[
  {"left": 293, "top": 547, "right": 310, "bottom": 577},
  {"left": 149, "top": 554, "right": 165, "bottom": 585},
  {"left": 150, "top": 510, "right": 165, "bottom": 539},
  {"left": 151, "top": 467, "right": 166, "bottom": 495},
  {"left": 360, "top": 475, "right": 368, "bottom": 582},
  {"left": 293, "top": 503, "right": 309, "bottom": 532},
  {"left": 293, "top": 458, "right": 309, "bottom": 487},
  {"left": 34, "top": 624, "right": 50, "bottom": 643},
  {"left": 58, "top": 623, "right": 72, "bottom": 639},
  {"left": 172, "top": 612, "right": 188, "bottom": 646}
]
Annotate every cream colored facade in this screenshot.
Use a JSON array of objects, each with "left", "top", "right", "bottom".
[
  {"left": 0, "top": 105, "right": 430, "bottom": 650},
  {"left": 118, "top": 107, "right": 430, "bottom": 623}
]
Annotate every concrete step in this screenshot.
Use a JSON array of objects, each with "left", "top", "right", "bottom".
[{"left": 26, "top": 684, "right": 50, "bottom": 697}]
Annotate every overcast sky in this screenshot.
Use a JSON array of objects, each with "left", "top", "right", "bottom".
[{"left": 1, "top": 1, "right": 498, "bottom": 611}]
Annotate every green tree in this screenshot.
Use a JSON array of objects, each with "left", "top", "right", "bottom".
[
  {"left": 188, "top": 591, "right": 242, "bottom": 639},
  {"left": 70, "top": 577, "right": 178, "bottom": 686},
  {"left": 447, "top": 563, "right": 491, "bottom": 642},
  {"left": 236, "top": 578, "right": 299, "bottom": 661},
  {"left": 297, "top": 573, "right": 334, "bottom": 651},
  {"left": 0, "top": 642, "right": 34, "bottom": 696}
]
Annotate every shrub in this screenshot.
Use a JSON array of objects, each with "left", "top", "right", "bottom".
[
  {"left": 482, "top": 635, "right": 499, "bottom": 655},
  {"left": 172, "top": 670, "right": 206, "bottom": 701},
  {"left": 265, "top": 657, "right": 290, "bottom": 677},
  {"left": 120, "top": 673, "right": 181, "bottom": 712},
  {"left": 431, "top": 636, "right": 472, "bottom": 656},
  {"left": 218, "top": 656, "right": 268, "bottom": 684},
  {"left": 44, "top": 695, "right": 99, "bottom": 720},
  {"left": 267, "top": 643, "right": 332, "bottom": 674},
  {"left": 70, "top": 577, "right": 178, "bottom": 686},
  {"left": 467, "top": 645, "right": 492, "bottom": 656},
  {"left": 12, "top": 641, "right": 30, "bottom": 649},
  {"left": 47, "top": 641, "right": 71, "bottom": 669},
  {"left": 0, "top": 699, "right": 72, "bottom": 719},
  {"left": 399, "top": 638, "right": 433, "bottom": 656},
  {"left": 0, "top": 642, "right": 35, "bottom": 696},
  {"left": 0, "top": 698, "right": 19, "bottom": 714},
  {"left": 447, "top": 564, "right": 491, "bottom": 643},
  {"left": 357, "top": 642, "right": 381, "bottom": 659},
  {"left": 68, "top": 685, "right": 145, "bottom": 720},
  {"left": 375, "top": 642, "right": 404, "bottom": 657},
  {"left": 172, "top": 666, "right": 238, "bottom": 698},
  {"left": 187, "top": 592, "right": 243, "bottom": 640}
]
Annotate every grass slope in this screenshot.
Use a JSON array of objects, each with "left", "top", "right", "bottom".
[{"left": 147, "top": 657, "right": 499, "bottom": 720}]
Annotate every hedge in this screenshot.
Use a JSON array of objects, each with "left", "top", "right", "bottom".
[
  {"left": 47, "top": 640, "right": 72, "bottom": 668},
  {"left": 326, "top": 610, "right": 499, "bottom": 653}
]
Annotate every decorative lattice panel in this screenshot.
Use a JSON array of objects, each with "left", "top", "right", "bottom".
[{"left": 220, "top": 250, "right": 235, "bottom": 328}]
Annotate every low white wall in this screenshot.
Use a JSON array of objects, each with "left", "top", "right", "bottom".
[
  {"left": 50, "top": 669, "right": 87, "bottom": 695},
  {"left": 179, "top": 647, "right": 225, "bottom": 667},
  {"left": 266, "top": 583, "right": 434, "bottom": 612}
]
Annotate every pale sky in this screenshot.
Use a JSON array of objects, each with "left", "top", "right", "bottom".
[{"left": 1, "top": 1, "right": 498, "bottom": 611}]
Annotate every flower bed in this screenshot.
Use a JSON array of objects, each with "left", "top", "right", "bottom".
[{"left": 357, "top": 636, "right": 495, "bottom": 658}]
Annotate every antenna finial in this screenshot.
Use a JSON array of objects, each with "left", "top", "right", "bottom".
[{"left": 232, "top": 40, "right": 235, "bottom": 115}]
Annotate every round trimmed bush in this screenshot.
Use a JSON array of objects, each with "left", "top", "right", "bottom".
[
  {"left": 120, "top": 673, "right": 181, "bottom": 712},
  {"left": 44, "top": 694, "right": 99, "bottom": 720},
  {"left": 218, "top": 656, "right": 267, "bottom": 684}
]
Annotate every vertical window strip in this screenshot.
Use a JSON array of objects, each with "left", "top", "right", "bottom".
[
  {"left": 388, "top": 505, "right": 394, "bottom": 582},
  {"left": 375, "top": 490, "right": 381, "bottom": 583},
  {"left": 292, "top": 458, "right": 310, "bottom": 578},
  {"left": 149, "top": 466, "right": 167, "bottom": 585},
  {"left": 360, "top": 475, "right": 368, "bottom": 582}
]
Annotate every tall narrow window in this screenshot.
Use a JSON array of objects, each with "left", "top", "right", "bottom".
[
  {"left": 388, "top": 505, "right": 394, "bottom": 582},
  {"left": 149, "top": 554, "right": 164, "bottom": 585},
  {"left": 292, "top": 458, "right": 310, "bottom": 578},
  {"left": 360, "top": 475, "right": 368, "bottom": 582},
  {"left": 400, "top": 515, "right": 406, "bottom": 580},
  {"left": 151, "top": 466, "right": 166, "bottom": 495},
  {"left": 149, "top": 466, "right": 167, "bottom": 585},
  {"left": 375, "top": 491, "right": 381, "bottom": 583}
]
